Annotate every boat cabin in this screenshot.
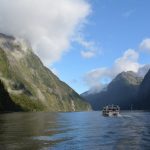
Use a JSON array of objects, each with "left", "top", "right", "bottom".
[{"left": 102, "top": 105, "right": 120, "bottom": 117}]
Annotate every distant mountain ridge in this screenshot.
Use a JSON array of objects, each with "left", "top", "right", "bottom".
[
  {"left": 138, "top": 69, "right": 150, "bottom": 110},
  {"left": 0, "top": 33, "right": 91, "bottom": 112},
  {"left": 81, "top": 71, "right": 144, "bottom": 110}
]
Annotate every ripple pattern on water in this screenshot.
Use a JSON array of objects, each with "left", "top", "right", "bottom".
[{"left": 0, "top": 111, "right": 150, "bottom": 150}]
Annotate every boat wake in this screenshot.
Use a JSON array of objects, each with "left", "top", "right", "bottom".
[{"left": 120, "top": 114, "right": 133, "bottom": 118}]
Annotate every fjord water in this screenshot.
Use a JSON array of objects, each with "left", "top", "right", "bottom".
[{"left": 0, "top": 112, "right": 150, "bottom": 150}]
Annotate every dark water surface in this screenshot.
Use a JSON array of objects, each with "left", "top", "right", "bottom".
[{"left": 0, "top": 111, "right": 150, "bottom": 150}]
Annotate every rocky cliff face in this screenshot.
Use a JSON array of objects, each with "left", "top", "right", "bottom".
[
  {"left": 0, "top": 33, "right": 91, "bottom": 112},
  {"left": 82, "top": 71, "right": 143, "bottom": 110}
]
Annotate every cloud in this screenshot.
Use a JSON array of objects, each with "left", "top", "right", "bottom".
[
  {"left": 84, "top": 67, "right": 110, "bottom": 92},
  {"left": 113, "top": 49, "right": 140, "bottom": 73},
  {"left": 75, "top": 36, "right": 100, "bottom": 59},
  {"left": 0, "top": 0, "right": 91, "bottom": 65},
  {"left": 81, "top": 50, "right": 96, "bottom": 58},
  {"left": 140, "top": 38, "right": 150, "bottom": 52},
  {"left": 84, "top": 49, "right": 144, "bottom": 92}
]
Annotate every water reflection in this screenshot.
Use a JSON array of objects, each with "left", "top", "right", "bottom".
[
  {"left": 0, "top": 112, "right": 64, "bottom": 150},
  {"left": 0, "top": 111, "right": 150, "bottom": 150}
]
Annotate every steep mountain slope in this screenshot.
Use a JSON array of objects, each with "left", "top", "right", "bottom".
[
  {"left": 0, "top": 33, "right": 91, "bottom": 112},
  {"left": 138, "top": 69, "right": 150, "bottom": 110},
  {"left": 82, "top": 71, "right": 143, "bottom": 110}
]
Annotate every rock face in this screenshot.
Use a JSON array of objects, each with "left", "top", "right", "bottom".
[
  {"left": 82, "top": 71, "right": 143, "bottom": 110},
  {"left": 0, "top": 33, "right": 91, "bottom": 112},
  {"left": 138, "top": 69, "right": 150, "bottom": 110}
]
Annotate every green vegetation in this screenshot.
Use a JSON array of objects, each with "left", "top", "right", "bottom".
[
  {"left": 10, "top": 94, "right": 46, "bottom": 111},
  {"left": 0, "top": 34, "right": 91, "bottom": 112},
  {"left": 0, "top": 48, "right": 10, "bottom": 77}
]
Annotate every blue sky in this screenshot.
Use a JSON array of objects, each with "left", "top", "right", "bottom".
[
  {"left": 52, "top": 0, "right": 150, "bottom": 94},
  {"left": 0, "top": 0, "right": 150, "bottom": 94}
]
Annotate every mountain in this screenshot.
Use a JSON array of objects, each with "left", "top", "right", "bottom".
[
  {"left": 0, "top": 80, "right": 22, "bottom": 111},
  {"left": 0, "top": 33, "right": 91, "bottom": 112},
  {"left": 82, "top": 71, "right": 143, "bottom": 110},
  {"left": 137, "top": 64, "right": 150, "bottom": 77},
  {"left": 138, "top": 69, "right": 150, "bottom": 110}
]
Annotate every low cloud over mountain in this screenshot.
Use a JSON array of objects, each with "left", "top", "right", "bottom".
[{"left": 0, "top": 0, "right": 91, "bottom": 65}]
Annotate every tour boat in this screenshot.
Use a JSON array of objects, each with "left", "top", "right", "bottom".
[{"left": 102, "top": 105, "right": 120, "bottom": 117}]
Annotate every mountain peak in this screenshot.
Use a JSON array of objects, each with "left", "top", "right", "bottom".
[
  {"left": 82, "top": 70, "right": 143, "bottom": 110},
  {"left": 0, "top": 33, "right": 32, "bottom": 62},
  {"left": 117, "top": 71, "right": 138, "bottom": 78},
  {"left": 112, "top": 71, "right": 143, "bottom": 86}
]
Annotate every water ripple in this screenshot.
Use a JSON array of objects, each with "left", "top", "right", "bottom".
[{"left": 0, "top": 111, "right": 150, "bottom": 150}]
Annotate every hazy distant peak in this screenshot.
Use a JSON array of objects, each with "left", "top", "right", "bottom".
[
  {"left": 111, "top": 71, "right": 143, "bottom": 86},
  {"left": 115, "top": 71, "right": 138, "bottom": 79},
  {"left": 119, "top": 71, "right": 137, "bottom": 77},
  {"left": 81, "top": 84, "right": 108, "bottom": 96}
]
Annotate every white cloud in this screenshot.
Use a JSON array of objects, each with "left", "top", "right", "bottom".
[
  {"left": 81, "top": 50, "right": 96, "bottom": 58},
  {"left": 140, "top": 38, "right": 150, "bottom": 52},
  {"left": 113, "top": 49, "right": 140, "bottom": 73},
  {"left": 84, "top": 67, "right": 110, "bottom": 92},
  {"left": 75, "top": 36, "right": 100, "bottom": 59},
  {"left": 0, "top": 0, "right": 91, "bottom": 65},
  {"left": 84, "top": 49, "right": 143, "bottom": 91}
]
